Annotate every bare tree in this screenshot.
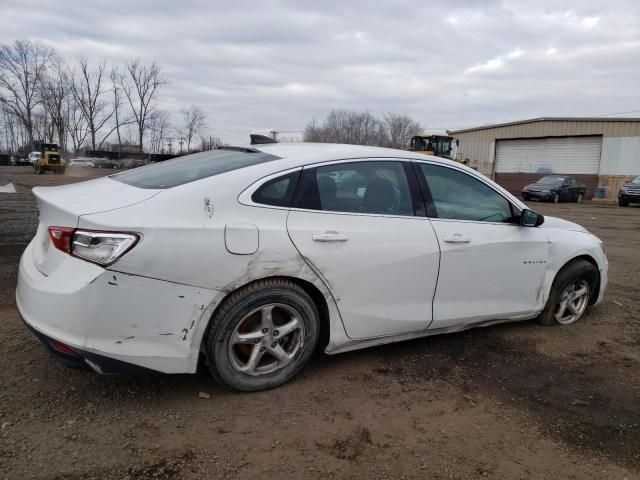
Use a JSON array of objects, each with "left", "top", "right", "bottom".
[
  {"left": 304, "top": 110, "right": 382, "bottom": 146},
  {"left": 178, "top": 104, "right": 206, "bottom": 152},
  {"left": 64, "top": 94, "right": 89, "bottom": 153},
  {"left": 147, "top": 109, "right": 170, "bottom": 154},
  {"left": 380, "top": 113, "right": 423, "bottom": 149},
  {"left": 304, "top": 110, "right": 423, "bottom": 149},
  {"left": 68, "top": 57, "right": 115, "bottom": 151},
  {"left": 0, "top": 40, "right": 54, "bottom": 148},
  {"left": 40, "top": 56, "right": 70, "bottom": 150},
  {"left": 121, "top": 59, "right": 165, "bottom": 152},
  {"left": 109, "top": 67, "right": 127, "bottom": 152},
  {"left": 198, "top": 133, "right": 222, "bottom": 151}
]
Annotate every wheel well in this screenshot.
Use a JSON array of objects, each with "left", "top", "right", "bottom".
[
  {"left": 207, "top": 276, "right": 331, "bottom": 352},
  {"left": 558, "top": 255, "right": 601, "bottom": 305}
]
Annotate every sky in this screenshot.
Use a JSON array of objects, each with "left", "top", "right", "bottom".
[{"left": 1, "top": 0, "right": 639, "bottom": 144}]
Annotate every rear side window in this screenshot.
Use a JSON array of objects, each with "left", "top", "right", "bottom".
[
  {"left": 293, "top": 161, "right": 414, "bottom": 216},
  {"left": 251, "top": 171, "right": 300, "bottom": 207},
  {"left": 111, "top": 149, "right": 280, "bottom": 189}
]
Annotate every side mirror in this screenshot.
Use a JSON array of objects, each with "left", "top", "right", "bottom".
[{"left": 520, "top": 209, "right": 544, "bottom": 227}]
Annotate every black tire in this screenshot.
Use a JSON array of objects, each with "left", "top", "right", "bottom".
[
  {"left": 537, "top": 259, "right": 598, "bottom": 326},
  {"left": 619, "top": 200, "right": 629, "bottom": 207},
  {"left": 204, "top": 279, "right": 319, "bottom": 392}
]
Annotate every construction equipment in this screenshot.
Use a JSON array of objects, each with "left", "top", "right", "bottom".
[
  {"left": 409, "top": 134, "right": 454, "bottom": 159},
  {"left": 33, "top": 143, "right": 65, "bottom": 175}
]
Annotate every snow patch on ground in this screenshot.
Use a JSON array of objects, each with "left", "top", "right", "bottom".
[{"left": 0, "top": 183, "right": 16, "bottom": 193}]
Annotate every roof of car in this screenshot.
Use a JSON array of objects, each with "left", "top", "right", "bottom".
[{"left": 245, "top": 142, "right": 446, "bottom": 165}]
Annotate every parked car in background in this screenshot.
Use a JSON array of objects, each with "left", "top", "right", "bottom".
[
  {"left": 67, "top": 158, "right": 96, "bottom": 168},
  {"left": 618, "top": 175, "right": 640, "bottom": 207},
  {"left": 122, "top": 158, "right": 147, "bottom": 169},
  {"left": 93, "top": 157, "right": 122, "bottom": 169},
  {"left": 17, "top": 144, "right": 608, "bottom": 391},
  {"left": 522, "top": 175, "right": 586, "bottom": 203}
]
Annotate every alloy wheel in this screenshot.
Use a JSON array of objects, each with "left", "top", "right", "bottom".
[
  {"left": 228, "top": 303, "right": 305, "bottom": 376},
  {"left": 554, "top": 280, "right": 589, "bottom": 325}
]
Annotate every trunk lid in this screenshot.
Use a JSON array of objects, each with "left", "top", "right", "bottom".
[{"left": 32, "top": 177, "right": 160, "bottom": 275}]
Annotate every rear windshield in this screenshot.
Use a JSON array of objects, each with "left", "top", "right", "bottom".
[{"left": 111, "top": 149, "right": 279, "bottom": 189}]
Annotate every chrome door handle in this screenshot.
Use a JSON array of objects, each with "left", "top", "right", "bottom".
[
  {"left": 443, "top": 234, "right": 471, "bottom": 243},
  {"left": 312, "top": 231, "right": 349, "bottom": 242}
]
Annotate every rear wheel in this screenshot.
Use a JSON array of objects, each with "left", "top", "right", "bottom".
[
  {"left": 537, "top": 259, "right": 598, "bottom": 326},
  {"left": 204, "top": 279, "right": 319, "bottom": 392}
]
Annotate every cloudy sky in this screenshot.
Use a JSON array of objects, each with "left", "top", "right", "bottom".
[{"left": 2, "top": 0, "right": 639, "bottom": 143}]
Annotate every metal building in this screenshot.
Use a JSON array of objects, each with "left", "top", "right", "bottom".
[{"left": 448, "top": 117, "right": 640, "bottom": 199}]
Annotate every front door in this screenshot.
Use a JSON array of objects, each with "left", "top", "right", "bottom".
[
  {"left": 287, "top": 160, "right": 440, "bottom": 340},
  {"left": 415, "top": 162, "right": 549, "bottom": 329}
]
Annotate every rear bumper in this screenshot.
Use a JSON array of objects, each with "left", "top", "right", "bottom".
[
  {"left": 22, "top": 319, "right": 157, "bottom": 373},
  {"left": 16, "top": 239, "right": 220, "bottom": 374}
]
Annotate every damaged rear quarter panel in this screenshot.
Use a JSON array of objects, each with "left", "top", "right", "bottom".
[{"left": 77, "top": 169, "right": 348, "bottom": 366}]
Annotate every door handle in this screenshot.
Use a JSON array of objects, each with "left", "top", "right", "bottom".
[
  {"left": 312, "top": 231, "right": 349, "bottom": 242},
  {"left": 443, "top": 234, "right": 471, "bottom": 244}
]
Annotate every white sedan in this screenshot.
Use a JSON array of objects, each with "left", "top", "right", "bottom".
[{"left": 16, "top": 143, "right": 608, "bottom": 391}]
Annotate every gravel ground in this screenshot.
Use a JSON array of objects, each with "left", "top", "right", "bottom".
[{"left": 1, "top": 166, "right": 639, "bottom": 479}]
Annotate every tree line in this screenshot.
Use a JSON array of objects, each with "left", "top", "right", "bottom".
[
  {"left": 303, "top": 110, "right": 423, "bottom": 149},
  {"left": 0, "top": 39, "right": 216, "bottom": 156}
]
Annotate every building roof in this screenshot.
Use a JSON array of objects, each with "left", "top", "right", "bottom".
[{"left": 447, "top": 117, "right": 640, "bottom": 135}]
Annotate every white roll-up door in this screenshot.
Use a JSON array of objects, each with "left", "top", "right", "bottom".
[{"left": 495, "top": 136, "right": 602, "bottom": 174}]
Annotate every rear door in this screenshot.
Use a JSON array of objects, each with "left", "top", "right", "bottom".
[{"left": 286, "top": 159, "right": 440, "bottom": 340}]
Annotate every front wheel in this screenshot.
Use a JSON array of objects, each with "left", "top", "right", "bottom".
[
  {"left": 204, "top": 279, "right": 319, "bottom": 392},
  {"left": 537, "top": 259, "right": 598, "bottom": 326},
  {"left": 619, "top": 200, "right": 629, "bottom": 207}
]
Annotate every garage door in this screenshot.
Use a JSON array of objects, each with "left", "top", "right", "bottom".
[{"left": 494, "top": 136, "right": 602, "bottom": 199}]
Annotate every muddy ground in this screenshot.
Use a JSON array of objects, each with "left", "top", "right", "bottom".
[{"left": 1, "top": 166, "right": 639, "bottom": 479}]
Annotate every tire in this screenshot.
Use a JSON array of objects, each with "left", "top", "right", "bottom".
[
  {"left": 537, "top": 259, "right": 598, "bottom": 326},
  {"left": 619, "top": 200, "right": 629, "bottom": 207},
  {"left": 553, "top": 192, "right": 560, "bottom": 203},
  {"left": 576, "top": 193, "right": 583, "bottom": 204},
  {"left": 203, "top": 279, "right": 319, "bottom": 392}
]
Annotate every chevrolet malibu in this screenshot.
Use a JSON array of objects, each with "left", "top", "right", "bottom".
[{"left": 17, "top": 144, "right": 608, "bottom": 391}]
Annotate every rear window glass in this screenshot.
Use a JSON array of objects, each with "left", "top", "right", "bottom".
[{"left": 111, "top": 149, "right": 280, "bottom": 189}]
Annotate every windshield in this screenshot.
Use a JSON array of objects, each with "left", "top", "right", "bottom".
[
  {"left": 111, "top": 149, "right": 280, "bottom": 189},
  {"left": 535, "top": 176, "right": 564, "bottom": 186},
  {"left": 631, "top": 176, "right": 640, "bottom": 185}
]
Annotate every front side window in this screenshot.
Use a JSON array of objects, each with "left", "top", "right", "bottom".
[
  {"left": 419, "top": 163, "right": 515, "bottom": 223},
  {"left": 294, "top": 161, "right": 414, "bottom": 216}
]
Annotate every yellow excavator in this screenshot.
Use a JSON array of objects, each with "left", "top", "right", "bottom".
[
  {"left": 409, "top": 134, "right": 455, "bottom": 159},
  {"left": 33, "top": 143, "right": 65, "bottom": 175}
]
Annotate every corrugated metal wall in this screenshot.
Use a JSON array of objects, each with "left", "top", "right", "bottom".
[{"left": 451, "top": 120, "right": 640, "bottom": 176}]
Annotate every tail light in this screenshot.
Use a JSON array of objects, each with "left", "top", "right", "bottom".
[{"left": 48, "top": 227, "right": 139, "bottom": 266}]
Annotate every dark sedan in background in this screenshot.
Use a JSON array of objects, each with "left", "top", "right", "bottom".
[
  {"left": 618, "top": 175, "right": 640, "bottom": 207},
  {"left": 522, "top": 175, "right": 586, "bottom": 203}
]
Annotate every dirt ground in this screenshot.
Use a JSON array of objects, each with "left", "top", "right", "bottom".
[{"left": 1, "top": 166, "right": 639, "bottom": 480}]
